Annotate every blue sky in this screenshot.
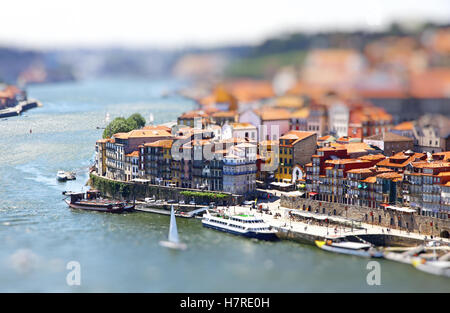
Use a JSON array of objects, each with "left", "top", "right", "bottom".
[{"left": 1, "top": 0, "right": 449, "bottom": 49}]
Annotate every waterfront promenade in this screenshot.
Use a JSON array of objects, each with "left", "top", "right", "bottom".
[{"left": 220, "top": 198, "right": 450, "bottom": 247}]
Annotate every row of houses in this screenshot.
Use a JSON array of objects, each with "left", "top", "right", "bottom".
[
  {"left": 95, "top": 124, "right": 258, "bottom": 195},
  {"left": 304, "top": 149, "right": 450, "bottom": 218}
]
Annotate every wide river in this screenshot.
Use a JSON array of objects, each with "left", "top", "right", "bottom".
[{"left": 0, "top": 79, "right": 448, "bottom": 292}]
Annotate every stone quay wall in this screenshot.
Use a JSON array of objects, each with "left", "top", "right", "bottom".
[
  {"left": 281, "top": 195, "right": 450, "bottom": 238},
  {"left": 89, "top": 173, "right": 236, "bottom": 206}
]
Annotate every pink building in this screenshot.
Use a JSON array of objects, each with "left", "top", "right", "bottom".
[{"left": 239, "top": 108, "right": 291, "bottom": 142}]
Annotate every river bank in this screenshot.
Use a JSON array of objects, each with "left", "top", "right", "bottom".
[
  {"left": 0, "top": 99, "right": 42, "bottom": 118},
  {"left": 2, "top": 79, "right": 449, "bottom": 292}
]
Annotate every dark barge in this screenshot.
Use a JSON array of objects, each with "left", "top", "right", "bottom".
[{"left": 63, "top": 190, "right": 134, "bottom": 213}]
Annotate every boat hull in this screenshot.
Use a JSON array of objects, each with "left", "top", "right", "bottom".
[
  {"left": 315, "top": 240, "right": 383, "bottom": 258},
  {"left": 412, "top": 260, "right": 450, "bottom": 278},
  {"left": 65, "top": 200, "right": 126, "bottom": 213},
  {"left": 202, "top": 222, "right": 279, "bottom": 241}
]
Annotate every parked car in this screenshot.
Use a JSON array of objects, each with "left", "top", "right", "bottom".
[
  {"left": 243, "top": 200, "right": 254, "bottom": 206},
  {"left": 179, "top": 200, "right": 185, "bottom": 204},
  {"left": 167, "top": 199, "right": 177, "bottom": 204},
  {"left": 209, "top": 202, "right": 216, "bottom": 208},
  {"left": 189, "top": 200, "right": 196, "bottom": 205}
]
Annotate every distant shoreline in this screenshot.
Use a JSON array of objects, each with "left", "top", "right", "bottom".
[{"left": 0, "top": 99, "right": 42, "bottom": 118}]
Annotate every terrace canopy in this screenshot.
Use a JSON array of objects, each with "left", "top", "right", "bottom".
[{"left": 386, "top": 206, "right": 416, "bottom": 213}]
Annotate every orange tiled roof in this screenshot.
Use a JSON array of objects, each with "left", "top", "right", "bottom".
[
  {"left": 410, "top": 68, "right": 450, "bottom": 99},
  {"left": 275, "top": 95, "right": 304, "bottom": 109},
  {"left": 393, "top": 121, "right": 414, "bottom": 131},
  {"left": 126, "top": 151, "right": 139, "bottom": 157},
  {"left": 179, "top": 110, "right": 209, "bottom": 119},
  {"left": 280, "top": 130, "right": 316, "bottom": 145},
  {"left": 362, "top": 176, "right": 377, "bottom": 183},
  {"left": 376, "top": 172, "right": 403, "bottom": 180},
  {"left": 364, "top": 131, "right": 413, "bottom": 142},
  {"left": 144, "top": 139, "right": 174, "bottom": 148},
  {"left": 254, "top": 108, "right": 291, "bottom": 121},
  {"left": 229, "top": 122, "right": 256, "bottom": 130},
  {"left": 377, "top": 152, "right": 426, "bottom": 168},
  {"left": 212, "top": 110, "right": 237, "bottom": 118},
  {"left": 291, "top": 108, "right": 310, "bottom": 119}
]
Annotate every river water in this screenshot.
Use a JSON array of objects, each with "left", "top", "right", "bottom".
[{"left": 0, "top": 79, "right": 448, "bottom": 292}]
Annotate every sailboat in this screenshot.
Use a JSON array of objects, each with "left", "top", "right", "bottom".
[{"left": 159, "top": 205, "right": 187, "bottom": 250}]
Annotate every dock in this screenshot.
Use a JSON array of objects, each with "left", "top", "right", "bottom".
[
  {"left": 0, "top": 99, "right": 42, "bottom": 118},
  {"left": 218, "top": 203, "right": 450, "bottom": 248},
  {"left": 135, "top": 203, "right": 209, "bottom": 218}
]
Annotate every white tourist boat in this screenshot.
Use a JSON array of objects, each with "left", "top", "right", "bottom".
[
  {"left": 315, "top": 238, "right": 383, "bottom": 258},
  {"left": 201, "top": 211, "right": 278, "bottom": 241},
  {"left": 159, "top": 205, "right": 187, "bottom": 250}
]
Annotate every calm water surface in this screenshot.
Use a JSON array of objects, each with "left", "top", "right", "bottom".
[{"left": 0, "top": 79, "right": 448, "bottom": 292}]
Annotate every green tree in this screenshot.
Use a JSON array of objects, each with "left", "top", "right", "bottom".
[
  {"left": 127, "top": 113, "right": 146, "bottom": 129},
  {"left": 103, "top": 117, "right": 133, "bottom": 138}
]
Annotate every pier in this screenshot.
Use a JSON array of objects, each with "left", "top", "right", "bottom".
[
  {"left": 0, "top": 99, "right": 42, "bottom": 118},
  {"left": 218, "top": 202, "right": 450, "bottom": 247}
]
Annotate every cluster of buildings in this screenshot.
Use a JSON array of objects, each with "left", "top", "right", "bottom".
[
  {"left": 94, "top": 28, "right": 450, "bottom": 219},
  {"left": 0, "top": 85, "right": 27, "bottom": 110},
  {"left": 93, "top": 100, "right": 450, "bottom": 219},
  {"left": 95, "top": 123, "right": 258, "bottom": 196},
  {"left": 305, "top": 148, "right": 450, "bottom": 219}
]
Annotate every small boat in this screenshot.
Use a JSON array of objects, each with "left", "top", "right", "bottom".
[
  {"left": 57, "top": 170, "right": 68, "bottom": 182},
  {"left": 383, "top": 245, "right": 426, "bottom": 264},
  {"left": 202, "top": 211, "right": 278, "bottom": 241},
  {"left": 315, "top": 238, "right": 383, "bottom": 258},
  {"left": 159, "top": 205, "right": 187, "bottom": 250},
  {"left": 63, "top": 190, "right": 134, "bottom": 213},
  {"left": 412, "top": 252, "right": 450, "bottom": 278},
  {"left": 66, "top": 171, "right": 76, "bottom": 180},
  {"left": 57, "top": 170, "right": 76, "bottom": 182}
]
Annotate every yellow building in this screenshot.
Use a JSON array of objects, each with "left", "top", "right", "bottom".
[
  {"left": 275, "top": 131, "right": 317, "bottom": 183},
  {"left": 95, "top": 138, "right": 109, "bottom": 176}
]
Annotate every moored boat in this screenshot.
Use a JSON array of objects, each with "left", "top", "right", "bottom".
[
  {"left": 63, "top": 190, "right": 134, "bottom": 213},
  {"left": 57, "top": 170, "right": 68, "bottom": 182},
  {"left": 57, "top": 170, "right": 76, "bottom": 182},
  {"left": 412, "top": 259, "right": 450, "bottom": 278},
  {"left": 412, "top": 252, "right": 450, "bottom": 278},
  {"left": 202, "top": 211, "right": 278, "bottom": 241},
  {"left": 315, "top": 238, "right": 383, "bottom": 258}
]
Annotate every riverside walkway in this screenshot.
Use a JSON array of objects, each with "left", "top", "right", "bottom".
[{"left": 219, "top": 199, "right": 450, "bottom": 247}]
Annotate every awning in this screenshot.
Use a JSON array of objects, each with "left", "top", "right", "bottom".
[
  {"left": 380, "top": 203, "right": 389, "bottom": 207},
  {"left": 270, "top": 182, "right": 293, "bottom": 187},
  {"left": 309, "top": 192, "right": 318, "bottom": 196},
  {"left": 285, "top": 191, "right": 305, "bottom": 197},
  {"left": 386, "top": 206, "right": 416, "bottom": 213}
]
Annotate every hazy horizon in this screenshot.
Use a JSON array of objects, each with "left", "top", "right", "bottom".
[{"left": 1, "top": 0, "right": 449, "bottom": 51}]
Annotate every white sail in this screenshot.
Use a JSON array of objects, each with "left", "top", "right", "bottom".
[
  {"left": 168, "top": 205, "right": 179, "bottom": 243},
  {"left": 159, "top": 205, "right": 187, "bottom": 250}
]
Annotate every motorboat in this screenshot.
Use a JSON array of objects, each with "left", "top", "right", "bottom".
[{"left": 315, "top": 238, "right": 383, "bottom": 258}]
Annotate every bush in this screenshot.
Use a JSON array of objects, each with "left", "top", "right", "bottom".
[{"left": 102, "top": 113, "right": 146, "bottom": 139}]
